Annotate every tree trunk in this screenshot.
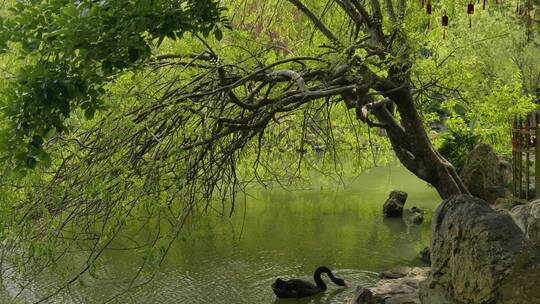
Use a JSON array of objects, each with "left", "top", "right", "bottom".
[{"left": 378, "top": 88, "right": 469, "bottom": 199}]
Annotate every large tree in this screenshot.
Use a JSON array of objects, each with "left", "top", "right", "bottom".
[{"left": 1, "top": 0, "right": 470, "bottom": 199}]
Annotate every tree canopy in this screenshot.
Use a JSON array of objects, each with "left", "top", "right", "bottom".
[{"left": 0, "top": 0, "right": 227, "bottom": 170}]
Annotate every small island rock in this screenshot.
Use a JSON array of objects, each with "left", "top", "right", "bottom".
[{"left": 383, "top": 191, "right": 408, "bottom": 217}]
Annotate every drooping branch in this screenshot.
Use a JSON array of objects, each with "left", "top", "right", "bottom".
[
  {"left": 369, "top": 0, "right": 383, "bottom": 22},
  {"left": 348, "top": 0, "right": 372, "bottom": 23},
  {"left": 286, "top": 0, "right": 341, "bottom": 45},
  {"left": 384, "top": 0, "right": 397, "bottom": 23},
  {"left": 397, "top": 0, "right": 406, "bottom": 18},
  {"left": 335, "top": 0, "right": 366, "bottom": 27}
]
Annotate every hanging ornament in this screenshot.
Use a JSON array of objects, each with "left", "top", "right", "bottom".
[
  {"left": 426, "top": 1, "right": 432, "bottom": 29},
  {"left": 442, "top": 10, "right": 449, "bottom": 39},
  {"left": 467, "top": 2, "right": 475, "bottom": 28}
]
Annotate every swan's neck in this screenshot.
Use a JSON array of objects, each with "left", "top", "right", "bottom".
[{"left": 313, "top": 267, "right": 333, "bottom": 291}]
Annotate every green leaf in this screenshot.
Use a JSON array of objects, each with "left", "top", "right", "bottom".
[
  {"left": 214, "top": 28, "right": 223, "bottom": 41},
  {"left": 128, "top": 47, "right": 140, "bottom": 62},
  {"left": 84, "top": 108, "right": 95, "bottom": 120},
  {"left": 25, "top": 157, "right": 37, "bottom": 169},
  {"left": 31, "top": 135, "right": 44, "bottom": 148}
]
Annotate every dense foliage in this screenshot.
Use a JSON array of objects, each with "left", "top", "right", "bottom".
[
  {"left": 0, "top": 0, "right": 227, "bottom": 171},
  {"left": 438, "top": 129, "right": 480, "bottom": 173}
]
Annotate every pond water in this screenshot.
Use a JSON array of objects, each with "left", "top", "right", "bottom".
[{"left": 2, "top": 165, "right": 440, "bottom": 304}]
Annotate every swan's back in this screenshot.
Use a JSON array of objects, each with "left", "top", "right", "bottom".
[{"left": 271, "top": 278, "right": 320, "bottom": 298}]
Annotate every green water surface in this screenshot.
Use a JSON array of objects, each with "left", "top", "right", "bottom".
[{"left": 2, "top": 165, "right": 440, "bottom": 304}]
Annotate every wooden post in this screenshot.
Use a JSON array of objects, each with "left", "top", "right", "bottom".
[
  {"left": 512, "top": 116, "right": 519, "bottom": 198},
  {"left": 527, "top": 139, "right": 530, "bottom": 200},
  {"left": 519, "top": 118, "right": 523, "bottom": 198},
  {"left": 534, "top": 119, "right": 540, "bottom": 198}
]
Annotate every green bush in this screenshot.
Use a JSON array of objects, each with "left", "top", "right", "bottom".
[{"left": 438, "top": 129, "right": 480, "bottom": 173}]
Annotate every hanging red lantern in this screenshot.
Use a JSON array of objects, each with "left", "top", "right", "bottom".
[
  {"left": 441, "top": 9, "right": 449, "bottom": 39},
  {"left": 442, "top": 14, "right": 449, "bottom": 26},
  {"left": 467, "top": 3, "right": 475, "bottom": 13},
  {"left": 467, "top": 3, "right": 475, "bottom": 28},
  {"left": 425, "top": 1, "right": 433, "bottom": 29}
]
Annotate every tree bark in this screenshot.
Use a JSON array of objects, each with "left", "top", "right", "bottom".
[{"left": 383, "top": 88, "right": 469, "bottom": 199}]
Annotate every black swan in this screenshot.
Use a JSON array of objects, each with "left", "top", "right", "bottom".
[{"left": 271, "top": 266, "right": 348, "bottom": 298}]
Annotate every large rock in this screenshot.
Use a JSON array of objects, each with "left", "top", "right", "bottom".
[
  {"left": 420, "top": 195, "right": 540, "bottom": 304},
  {"left": 383, "top": 191, "right": 408, "bottom": 217},
  {"left": 460, "top": 143, "right": 511, "bottom": 204},
  {"left": 348, "top": 287, "right": 375, "bottom": 304},
  {"left": 372, "top": 267, "right": 429, "bottom": 304},
  {"left": 510, "top": 199, "right": 540, "bottom": 249}
]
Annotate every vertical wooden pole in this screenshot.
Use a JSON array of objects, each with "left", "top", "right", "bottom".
[
  {"left": 534, "top": 117, "right": 540, "bottom": 198},
  {"left": 524, "top": 139, "right": 531, "bottom": 201},
  {"left": 513, "top": 117, "right": 518, "bottom": 197},
  {"left": 519, "top": 118, "right": 523, "bottom": 198}
]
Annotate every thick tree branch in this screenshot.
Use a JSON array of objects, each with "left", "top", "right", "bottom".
[
  {"left": 348, "top": 0, "right": 372, "bottom": 23},
  {"left": 269, "top": 70, "right": 309, "bottom": 93},
  {"left": 336, "top": 0, "right": 366, "bottom": 27}
]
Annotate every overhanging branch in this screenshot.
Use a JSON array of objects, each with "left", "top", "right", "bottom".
[{"left": 286, "top": 0, "right": 341, "bottom": 45}]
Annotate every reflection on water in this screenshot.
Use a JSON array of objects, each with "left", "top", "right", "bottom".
[{"left": 1, "top": 165, "right": 440, "bottom": 303}]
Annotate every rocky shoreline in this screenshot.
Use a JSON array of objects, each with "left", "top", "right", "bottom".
[
  {"left": 351, "top": 143, "right": 540, "bottom": 304},
  {"left": 352, "top": 195, "right": 540, "bottom": 304}
]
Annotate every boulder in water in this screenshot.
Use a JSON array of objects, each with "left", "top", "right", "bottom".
[
  {"left": 383, "top": 191, "right": 408, "bottom": 217},
  {"left": 348, "top": 287, "right": 375, "bottom": 304},
  {"left": 412, "top": 212, "right": 424, "bottom": 224},
  {"left": 419, "top": 247, "right": 430, "bottom": 264}
]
